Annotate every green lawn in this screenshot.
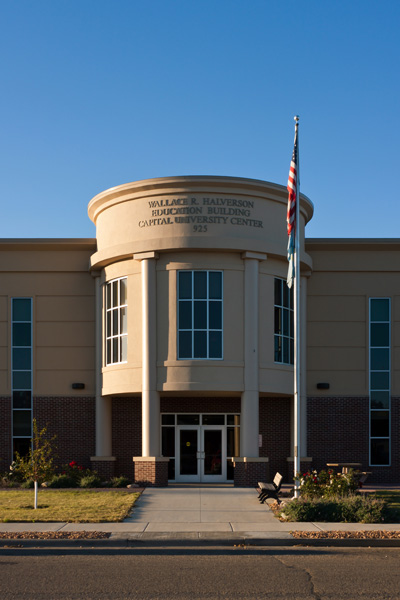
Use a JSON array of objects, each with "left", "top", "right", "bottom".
[
  {"left": 374, "top": 491, "right": 400, "bottom": 523},
  {"left": 0, "top": 489, "right": 140, "bottom": 523}
]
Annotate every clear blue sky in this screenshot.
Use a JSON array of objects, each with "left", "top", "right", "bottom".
[{"left": 1, "top": 1, "right": 399, "bottom": 239}]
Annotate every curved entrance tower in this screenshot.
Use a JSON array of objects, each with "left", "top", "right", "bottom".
[{"left": 88, "top": 176, "right": 313, "bottom": 485}]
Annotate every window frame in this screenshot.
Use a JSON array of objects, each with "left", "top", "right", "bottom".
[
  {"left": 11, "top": 297, "right": 33, "bottom": 458},
  {"left": 369, "top": 297, "right": 391, "bottom": 467},
  {"left": 105, "top": 277, "right": 128, "bottom": 366},
  {"left": 177, "top": 270, "right": 223, "bottom": 360},
  {"left": 274, "top": 277, "right": 294, "bottom": 365},
  {"left": 160, "top": 413, "right": 240, "bottom": 481}
]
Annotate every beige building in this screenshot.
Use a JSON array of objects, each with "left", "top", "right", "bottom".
[{"left": 1, "top": 176, "right": 398, "bottom": 485}]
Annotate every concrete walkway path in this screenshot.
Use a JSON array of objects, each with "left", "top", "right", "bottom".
[{"left": 122, "top": 485, "right": 277, "bottom": 533}]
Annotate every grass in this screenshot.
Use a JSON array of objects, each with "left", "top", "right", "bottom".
[
  {"left": 373, "top": 491, "right": 400, "bottom": 523},
  {"left": 0, "top": 489, "right": 140, "bottom": 523}
]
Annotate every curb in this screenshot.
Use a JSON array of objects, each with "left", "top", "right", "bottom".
[{"left": 1, "top": 534, "right": 400, "bottom": 549}]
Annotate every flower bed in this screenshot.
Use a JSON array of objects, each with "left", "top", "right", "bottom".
[{"left": 276, "top": 469, "right": 392, "bottom": 524}]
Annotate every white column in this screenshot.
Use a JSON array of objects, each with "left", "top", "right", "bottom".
[
  {"left": 135, "top": 252, "right": 160, "bottom": 457},
  {"left": 92, "top": 272, "right": 112, "bottom": 458},
  {"left": 240, "top": 252, "right": 267, "bottom": 457}
]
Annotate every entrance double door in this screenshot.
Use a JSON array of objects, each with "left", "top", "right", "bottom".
[{"left": 178, "top": 425, "right": 225, "bottom": 483}]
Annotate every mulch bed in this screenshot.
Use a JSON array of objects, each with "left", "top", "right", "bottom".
[
  {"left": 0, "top": 531, "right": 110, "bottom": 540},
  {"left": 291, "top": 530, "right": 400, "bottom": 539}
]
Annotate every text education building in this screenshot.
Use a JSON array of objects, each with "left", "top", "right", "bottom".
[{"left": 1, "top": 176, "right": 399, "bottom": 486}]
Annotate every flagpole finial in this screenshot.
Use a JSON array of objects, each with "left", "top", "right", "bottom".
[{"left": 294, "top": 115, "right": 299, "bottom": 123}]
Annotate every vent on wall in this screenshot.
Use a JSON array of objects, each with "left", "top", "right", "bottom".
[{"left": 316, "top": 383, "right": 330, "bottom": 390}]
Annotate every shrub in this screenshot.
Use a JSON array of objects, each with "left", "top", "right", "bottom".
[
  {"left": 111, "top": 476, "right": 131, "bottom": 488},
  {"left": 11, "top": 419, "right": 57, "bottom": 509},
  {"left": 79, "top": 474, "right": 102, "bottom": 488},
  {"left": 61, "top": 461, "right": 101, "bottom": 485},
  {"left": 340, "top": 495, "right": 388, "bottom": 523},
  {"left": 279, "top": 494, "right": 387, "bottom": 523},
  {"left": 5, "top": 464, "right": 25, "bottom": 485},
  {"left": 48, "top": 474, "right": 78, "bottom": 488},
  {"left": 20, "top": 479, "right": 35, "bottom": 489},
  {"left": 1, "top": 474, "right": 20, "bottom": 488},
  {"left": 62, "top": 461, "right": 89, "bottom": 483},
  {"left": 12, "top": 420, "right": 57, "bottom": 485},
  {"left": 297, "top": 469, "right": 358, "bottom": 499}
]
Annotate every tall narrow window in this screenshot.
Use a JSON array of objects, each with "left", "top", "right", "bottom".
[
  {"left": 370, "top": 298, "right": 390, "bottom": 466},
  {"left": 178, "top": 271, "right": 223, "bottom": 360},
  {"left": 274, "top": 278, "right": 294, "bottom": 365},
  {"left": 105, "top": 278, "right": 128, "bottom": 365},
  {"left": 11, "top": 298, "right": 32, "bottom": 457}
]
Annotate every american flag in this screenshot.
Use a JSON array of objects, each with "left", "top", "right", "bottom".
[
  {"left": 287, "top": 131, "right": 298, "bottom": 237},
  {"left": 286, "top": 126, "right": 298, "bottom": 288}
]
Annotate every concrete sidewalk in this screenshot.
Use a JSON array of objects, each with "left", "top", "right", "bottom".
[{"left": 1, "top": 485, "right": 400, "bottom": 545}]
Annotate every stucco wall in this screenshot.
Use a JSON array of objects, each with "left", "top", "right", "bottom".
[
  {"left": 306, "top": 240, "right": 400, "bottom": 397},
  {"left": 0, "top": 240, "right": 96, "bottom": 397}
]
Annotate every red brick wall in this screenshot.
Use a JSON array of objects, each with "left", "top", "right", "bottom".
[
  {"left": 259, "top": 397, "right": 291, "bottom": 482},
  {"left": 3, "top": 393, "right": 398, "bottom": 485},
  {"left": 234, "top": 461, "right": 270, "bottom": 487},
  {"left": 133, "top": 460, "right": 169, "bottom": 487},
  {"left": 33, "top": 397, "right": 95, "bottom": 470},
  {"left": 90, "top": 459, "right": 116, "bottom": 480},
  {"left": 160, "top": 397, "right": 241, "bottom": 413},
  {"left": 0, "top": 397, "right": 11, "bottom": 471},
  {"left": 307, "top": 396, "right": 400, "bottom": 484},
  {"left": 389, "top": 398, "right": 400, "bottom": 484},
  {"left": 112, "top": 397, "right": 141, "bottom": 479},
  {"left": 307, "top": 396, "right": 369, "bottom": 473}
]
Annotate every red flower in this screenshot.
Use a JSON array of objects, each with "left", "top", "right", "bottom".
[{"left": 69, "top": 461, "right": 77, "bottom": 467}]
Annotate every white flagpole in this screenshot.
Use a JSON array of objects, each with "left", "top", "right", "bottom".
[{"left": 293, "top": 115, "right": 301, "bottom": 498}]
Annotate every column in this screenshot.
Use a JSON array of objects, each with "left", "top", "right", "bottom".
[
  {"left": 132, "top": 252, "right": 168, "bottom": 486},
  {"left": 90, "top": 271, "right": 115, "bottom": 479},
  {"left": 235, "top": 252, "right": 269, "bottom": 486}
]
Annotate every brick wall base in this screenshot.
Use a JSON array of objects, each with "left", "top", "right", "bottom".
[
  {"left": 34, "top": 396, "right": 95, "bottom": 470},
  {"left": 234, "top": 460, "right": 270, "bottom": 487},
  {"left": 160, "top": 397, "right": 241, "bottom": 413},
  {"left": 112, "top": 397, "right": 141, "bottom": 479},
  {"left": 259, "top": 397, "right": 291, "bottom": 481},
  {"left": 2, "top": 394, "right": 399, "bottom": 485},
  {"left": 308, "top": 396, "right": 400, "bottom": 484},
  {"left": 0, "top": 397, "right": 11, "bottom": 471},
  {"left": 90, "top": 459, "right": 116, "bottom": 480},
  {"left": 133, "top": 458, "right": 169, "bottom": 487}
]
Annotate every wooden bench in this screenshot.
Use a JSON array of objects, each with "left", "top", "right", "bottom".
[
  {"left": 358, "top": 472, "right": 372, "bottom": 488},
  {"left": 258, "top": 472, "right": 283, "bottom": 504}
]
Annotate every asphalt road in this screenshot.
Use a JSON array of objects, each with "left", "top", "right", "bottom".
[{"left": 0, "top": 545, "right": 399, "bottom": 599}]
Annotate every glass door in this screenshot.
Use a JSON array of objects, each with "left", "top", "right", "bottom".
[
  {"left": 201, "top": 427, "right": 226, "bottom": 483},
  {"left": 178, "top": 427, "right": 200, "bottom": 482},
  {"left": 175, "top": 422, "right": 228, "bottom": 482}
]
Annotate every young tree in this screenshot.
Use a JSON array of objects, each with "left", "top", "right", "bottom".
[{"left": 14, "top": 419, "right": 57, "bottom": 509}]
